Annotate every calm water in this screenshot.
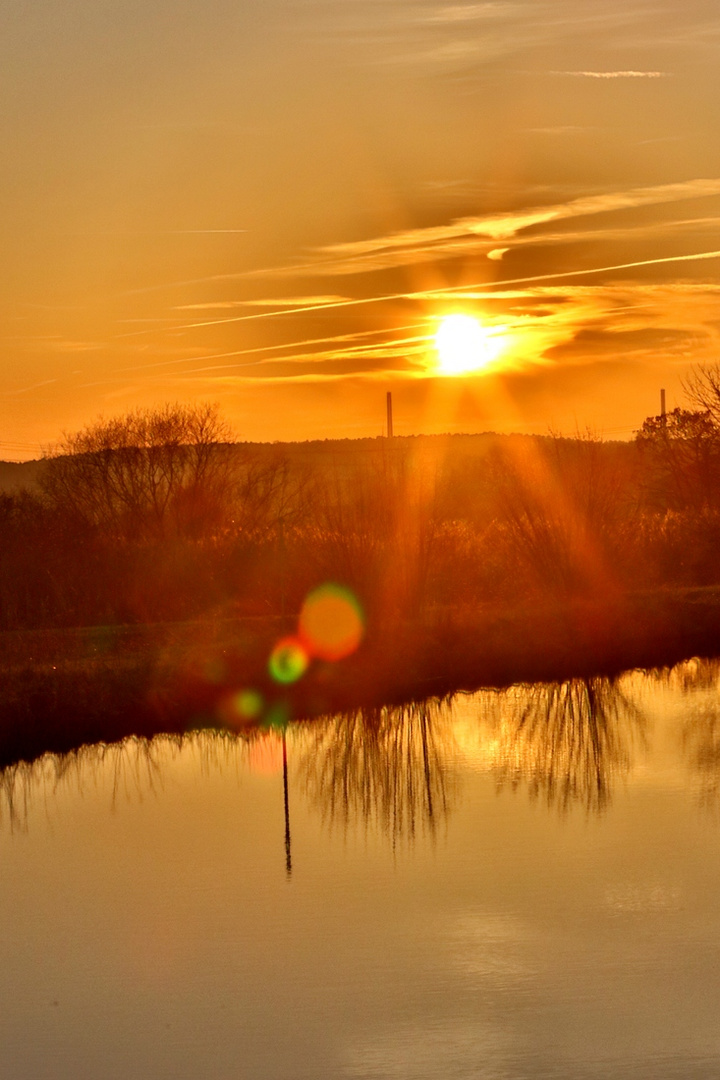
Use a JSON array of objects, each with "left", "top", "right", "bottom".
[{"left": 3, "top": 661, "right": 720, "bottom": 1079}]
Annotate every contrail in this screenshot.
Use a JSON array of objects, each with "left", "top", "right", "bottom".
[
  {"left": 180, "top": 339, "right": 429, "bottom": 377},
  {"left": 123, "top": 322, "right": 430, "bottom": 372},
  {"left": 116, "top": 295, "right": 385, "bottom": 336},
  {"left": 118, "top": 247, "right": 720, "bottom": 338},
  {"left": 436, "top": 248, "right": 720, "bottom": 294}
]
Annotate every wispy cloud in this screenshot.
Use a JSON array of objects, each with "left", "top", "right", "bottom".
[
  {"left": 174, "top": 295, "right": 350, "bottom": 311},
  {"left": 132, "top": 280, "right": 720, "bottom": 392},
  {"left": 123, "top": 323, "right": 430, "bottom": 374},
  {"left": 320, "top": 0, "right": 667, "bottom": 69},
  {"left": 19, "top": 337, "right": 106, "bottom": 353},
  {"left": 268, "top": 177, "right": 720, "bottom": 279},
  {"left": 5, "top": 379, "right": 59, "bottom": 395},
  {"left": 524, "top": 125, "right": 593, "bottom": 135},
  {"left": 120, "top": 279, "right": 720, "bottom": 391},
  {"left": 119, "top": 244, "right": 720, "bottom": 343},
  {"left": 552, "top": 70, "right": 669, "bottom": 78},
  {"left": 168, "top": 229, "right": 248, "bottom": 235},
  {"left": 116, "top": 179, "right": 720, "bottom": 301},
  {"left": 423, "top": 4, "right": 522, "bottom": 26}
]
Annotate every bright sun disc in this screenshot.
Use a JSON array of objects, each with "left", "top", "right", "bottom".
[{"left": 434, "top": 314, "right": 503, "bottom": 375}]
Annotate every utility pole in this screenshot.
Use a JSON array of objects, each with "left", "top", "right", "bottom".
[
  {"left": 386, "top": 391, "right": 393, "bottom": 438},
  {"left": 278, "top": 514, "right": 286, "bottom": 622}
]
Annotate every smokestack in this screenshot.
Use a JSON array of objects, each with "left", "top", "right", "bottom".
[
  {"left": 386, "top": 391, "right": 393, "bottom": 438},
  {"left": 660, "top": 388, "right": 666, "bottom": 424}
]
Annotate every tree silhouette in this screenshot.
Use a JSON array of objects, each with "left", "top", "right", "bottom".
[
  {"left": 40, "top": 402, "right": 237, "bottom": 541},
  {"left": 635, "top": 406, "right": 720, "bottom": 511}
]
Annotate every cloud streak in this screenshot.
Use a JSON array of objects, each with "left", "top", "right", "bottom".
[
  {"left": 119, "top": 245, "right": 720, "bottom": 341},
  {"left": 552, "top": 70, "right": 669, "bottom": 78},
  {"left": 328, "top": 0, "right": 657, "bottom": 65},
  {"left": 310, "top": 178, "right": 720, "bottom": 266},
  {"left": 123, "top": 322, "right": 431, "bottom": 374},
  {"left": 174, "top": 295, "right": 350, "bottom": 311},
  {"left": 121, "top": 281, "right": 720, "bottom": 392},
  {"left": 113, "top": 180, "right": 720, "bottom": 304},
  {"left": 225, "top": 178, "right": 720, "bottom": 283}
]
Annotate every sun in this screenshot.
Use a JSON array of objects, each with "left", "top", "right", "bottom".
[{"left": 434, "top": 314, "right": 505, "bottom": 375}]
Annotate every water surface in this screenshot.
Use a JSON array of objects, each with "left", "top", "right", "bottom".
[{"left": 3, "top": 662, "right": 720, "bottom": 1078}]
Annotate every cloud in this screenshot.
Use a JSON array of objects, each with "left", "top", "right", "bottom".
[
  {"left": 120, "top": 244, "right": 720, "bottom": 348},
  {"left": 524, "top": 126, "right": 592, "bottom": 135},
  {"left": 122, "top": 322, "right": 431, "bottom": 375},
  {"left": 178, "top": 337, "right": 429, "bottom": 380},
  {"left": 114, "top": 182, "right": 720, "bottom": 305},
  {"left": 546, "top": 325, "right": 700, "bottom": 362},
  {"left": 423, "top": 4, "right": 521, "bottom": 25},
  {"left": 174, "top": 296, "right": 349, "bottom": 311},
  {"left": 5, "top": 378, "right": 59, "bottom": 395},
  {"left": 20, "top": 337, "right": 106, "bottom": 354},
  {"left": 321, "top": 0, "right": 668, "bottom": 70},
  {"left": 122, "top": 281, "right": 720, "bottom": 392},
  {"left": 264, "top": 177, "right": 720, "bottom": 279},
  {"left": 224, "top": 295, "right": 351, "bottom": 308},
  {"left": 168, "top": 229, "right": 248, "bottom": 235},
  {"left": 552, "top": 70, "right": 669, "bottom": 78}
]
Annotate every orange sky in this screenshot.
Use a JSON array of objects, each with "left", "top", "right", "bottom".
[{"left": 4, "top": 0, "right": 720, "bottom": 457}]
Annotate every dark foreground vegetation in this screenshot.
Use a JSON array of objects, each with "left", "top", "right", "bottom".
[{"left": 4, "top": 369, "right": 720, "bottom": 763}]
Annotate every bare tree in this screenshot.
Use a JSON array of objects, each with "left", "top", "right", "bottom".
[
  {"left": 490, "top": 432, "right": 627, "bottom": 596},
  {"left": 40, "top": 403, "right": 237, "bottom": 540},
  {"left": 635, "top": 406, "right": 720, "bottom": 510},
  {"left": 232, "top": 449, "right": 313, "bottom": 543},
  {"left": 683, "top": 363, "right": 720, "bottom": 426},
  {"left": 305, "top": 448, "right": 440, "bottom": 615}
]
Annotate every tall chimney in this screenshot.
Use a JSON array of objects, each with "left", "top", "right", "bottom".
[
  {"left": 386, "top": 391, "right": 393, "bottom": 438},
  {"left": 660, "top": 388, "right": 666, "bottom": 424}
]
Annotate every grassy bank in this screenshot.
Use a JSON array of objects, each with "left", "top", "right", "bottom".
[{"left": 2, "top": 588, "right": 720, "bottom": 768}]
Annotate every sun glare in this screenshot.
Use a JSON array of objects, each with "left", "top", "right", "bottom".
[{"left": 434, "top": 314, "right": 506, "bottom": 375}]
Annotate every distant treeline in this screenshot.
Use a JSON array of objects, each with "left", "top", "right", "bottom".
[{"left": 4, "top": 372, "right": 720, "bottom": 632}]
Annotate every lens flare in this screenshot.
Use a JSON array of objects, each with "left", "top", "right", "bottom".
[
  {"left": 264, "top": 701, "right": 291, "bottom": 731},
  {"left": 235, "top": 689, "right": 264, "bottom": 719},
  {"left": 268, "top": 637, "right": 309, "bottom": 684},
  {"left": 217, "top": 687, "right": 264, "bottom": 728},
  {"left": 299, "top": 583, "right": 365, "bottom": 661}
]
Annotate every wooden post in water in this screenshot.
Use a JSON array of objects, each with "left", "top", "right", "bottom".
[{"left": 282, "top": 728, "right": 292, "bottom": 878}]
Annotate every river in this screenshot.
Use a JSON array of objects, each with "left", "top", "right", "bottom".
[{"left": 2, "top": 661, "right": 720, "bottom": 1078}]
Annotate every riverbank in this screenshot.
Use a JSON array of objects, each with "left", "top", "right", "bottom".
[{"left": 2, "top": 588, "right": 720, "bottom": 767}]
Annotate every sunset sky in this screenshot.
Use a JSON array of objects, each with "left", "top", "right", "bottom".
[{"left": 4, "top": 0, "right": 720, "bottom": 457}]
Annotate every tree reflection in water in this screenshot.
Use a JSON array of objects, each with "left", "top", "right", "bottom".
[
  {"left": 678, "top": 659, "right": 720, "bottom": 809},
  {"left": 0, "top": 732, "right": 244, "bottom": 832},
  {"left": 486, "top": 677, "right": 646, "bottom": 813},
  {"left": 298, "top": 700, "right": 457, "bottom": 842},
  {"left": 648, "top": 656, "right": 720, "bottom": 694},
  {"left": 0, "top": 676, "right": 651, "bottom": 834}
]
